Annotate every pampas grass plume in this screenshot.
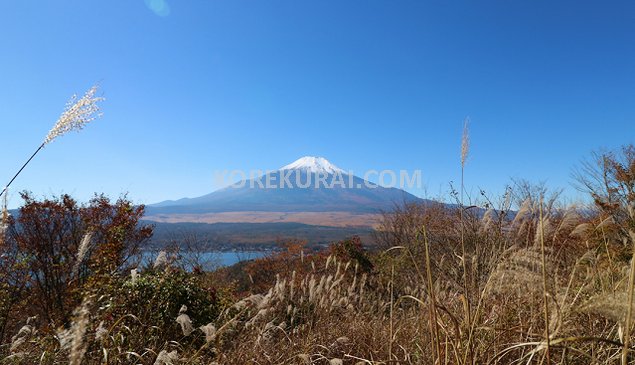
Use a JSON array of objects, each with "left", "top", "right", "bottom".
[
  {"left": 44, "top": 86, "right": 104, "bottom": 145},
  {"left": 461, "top": 118, "right": 470, "bottom": 168}
]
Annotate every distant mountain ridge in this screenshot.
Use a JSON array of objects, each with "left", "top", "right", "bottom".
[{"left": 148, "top": 156, "right": 424, "bottom": 215}]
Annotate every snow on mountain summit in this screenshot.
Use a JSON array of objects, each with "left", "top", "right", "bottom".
[{"left": 280, "top": 156, "right": 345, "bottom": 174}]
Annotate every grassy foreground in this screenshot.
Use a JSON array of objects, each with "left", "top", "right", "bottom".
[{"left": 0, "top": 145, "right": 634, "bottom": 364}]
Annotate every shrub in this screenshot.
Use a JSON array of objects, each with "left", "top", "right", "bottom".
[
  {"left": 328, "top": 236, "right": 373, "bottom": 273},
  {"left": 111, "top": 268, "right": 224, "bottom": 340}
]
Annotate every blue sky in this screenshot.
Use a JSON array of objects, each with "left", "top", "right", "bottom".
[{"left": 0, "top": 0, "right": 633, "bottom": 208}]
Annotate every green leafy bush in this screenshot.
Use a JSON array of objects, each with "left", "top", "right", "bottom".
[{"left": 112, "top": 269, "right": 222, "bottom": 337}]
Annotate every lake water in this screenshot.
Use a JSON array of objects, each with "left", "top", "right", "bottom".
[
  {"left": 142, "top": 250, "right": 270, "bottom": 270},
  {"left": 203, "top": 251, "right": 270, "bottom": 267}
]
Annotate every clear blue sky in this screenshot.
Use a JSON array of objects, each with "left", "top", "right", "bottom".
[{"left": 0, "top": 0, "right": 633, "bottom": 208}]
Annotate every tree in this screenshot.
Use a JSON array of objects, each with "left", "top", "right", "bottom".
[
  {"left": 4, "top": 193, "right": 153, "bottom": 325},
  {"left": 83, "top": 194, "right": 153, "bottom": 275},
  {"left": 9, "top": 193, "right": 84, "bottom": 323}
]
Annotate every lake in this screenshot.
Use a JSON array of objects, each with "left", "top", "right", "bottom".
[
  {"left": 200, "top": 251, "right": 270, "bottom": 267},
  {"left": 141, "top": 250, "right": 270, "bottom": 270}
]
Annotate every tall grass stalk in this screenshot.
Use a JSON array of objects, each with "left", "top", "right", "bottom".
[
  {"left": 621, "top": 230, "right": 635, "bottom": 365},
  {"left": 387, "top": 243, "right": 440, "bottom": 362},
  {"left": 460, "top": 118, "right": 473, "bottom": 364},
  {"left": 389, "top": 264, "right": 394, "bottom": 361},
  {"left": 539, "top": 197, "right": 551, "bottom": 364},
  {"left": 422, "top": 226, "right": 441, "bottom": 363},
  {"left": 69, "top": 298, "right": 91, "bottom": 365},
  {"left": 0, "top": 85, "right": 103, "bottom": 199},
  {"left": 0, "top": 192, "right": 7, "bottom": 247}
]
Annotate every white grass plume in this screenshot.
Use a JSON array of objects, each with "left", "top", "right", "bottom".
[
  {"left": 487, "top": 247, "right": 555, "bottom": 298},
  {"left": 0, "top": 192, "right": 8, "bottom": 242},
  {"left": 94, "top": 321, "right": 107, "bottom": 342},
  {"left": 154, "top": 350, "right": 179, "bottom": 365},
  {"left": 480, "top": 208, "right": 494, "bottom": 232},
  {"left": 582, "top": 291, "right": 632, "bottom": 324},
  {"left": 10, "top": 317, "right": 36, "bottom": 353},
  {"left": 44, "top": 86, "right": 104, "bottom": 145},
  {"left": 0, "top": 85, "right": 104, "bottom": 200},
  {"left": 512, "top": 198, "right": 532, "bottom": 226},
  {"left": 176, "top": 305, "right": 194, "bottom": 336},
  {"left": 570, "top": 222, "right": 592, "bottom": 237},
  {"left": 461, "top": 118, "right": 470, "bottom": 168},
  {"left": 199, "top": 323, "right": 216, "bottom": 343},
  {"left": 72, "top": 231, "right": 94, "bottom": 277},
  {"left": 69, "top": 298, "right": 91, "bottom": 365},
  {"left": 552, "top": 207, "right": 579, "bottom": 239},
  {"left": 534, "top": 217, "right": 552, "bottom": 246},
  {"left": 56, "top": 327, "right": 73, "bottom": 351},
  {"left": 154, "top": 250, "right": 168, "bottom": 269},
  {"left": 130, "top": 268, "right": 139, "bottom": 283}
]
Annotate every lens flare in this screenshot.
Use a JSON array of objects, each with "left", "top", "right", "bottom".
[{"left": 144, "top": 0, "right": 170, "bottom": 17}]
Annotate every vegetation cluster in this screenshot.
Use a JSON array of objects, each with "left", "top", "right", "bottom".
[{"left": 1, "top": 144, "right": 635, "bottom": 364}]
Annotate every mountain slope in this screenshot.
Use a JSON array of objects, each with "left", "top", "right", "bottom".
[{"left": 148, "top": 157, "right": 424, "bottom": 214}]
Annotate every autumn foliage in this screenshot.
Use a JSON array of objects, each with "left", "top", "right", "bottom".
[{"left": 0, "top": 193, "right": 152, "bottom": 340}]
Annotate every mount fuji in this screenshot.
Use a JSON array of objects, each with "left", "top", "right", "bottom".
[
  {"left": 148, "top": 156, "right": 423, "bottom": 215},
  {"left": 279, "top": 156, "right": 345, "bottom": 174}
]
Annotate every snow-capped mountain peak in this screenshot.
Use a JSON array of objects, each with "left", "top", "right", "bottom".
[{"left": 280, "top": 156, "right": 344, "bottom": 174}]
